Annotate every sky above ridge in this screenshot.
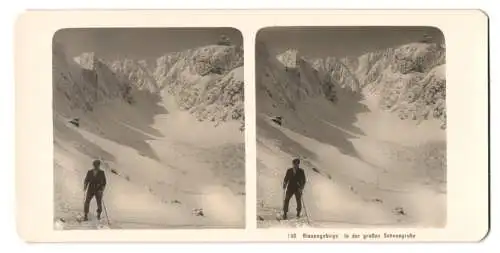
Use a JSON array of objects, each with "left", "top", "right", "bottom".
[
  {"left": 257, "top": 26, "right": 445, "bottom": 58},
  {"left": 53, "top": 27, "right": 243, "bottom": 61}
]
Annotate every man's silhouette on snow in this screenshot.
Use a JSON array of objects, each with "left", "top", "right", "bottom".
[
  {"left": 83, "top": 160, "right": 107, "bottom": 221},
  {"left": 282, "top": 158, "right": 306, "bottom": 219}
]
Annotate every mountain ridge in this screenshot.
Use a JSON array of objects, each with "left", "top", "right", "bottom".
[
  {"left": 55, "top": 43, "right": 244, "bottom": 127},
  {"left": 273, "top": 41, "right": 446, "bottom": 129}
]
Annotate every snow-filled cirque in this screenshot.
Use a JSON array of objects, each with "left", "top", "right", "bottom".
[
  {"left": 256, "top": 36, "right": 446, "bottom": 228},
  {"left": 53, "top": 35, "right": 245, "bottom": 229}
]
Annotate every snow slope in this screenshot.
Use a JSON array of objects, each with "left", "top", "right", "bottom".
[
  {"left": 53, "top": 42, "right": 245, "bottom": 229},
  {"left": 256, "top": 42, "right": 446, "bottom": 228}
]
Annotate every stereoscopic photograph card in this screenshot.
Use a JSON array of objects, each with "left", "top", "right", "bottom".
[{"left": 15, "top": 9, "right": 489, "bottom": 242}]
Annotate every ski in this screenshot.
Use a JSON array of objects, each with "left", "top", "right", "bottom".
[{"left": 73, "top": 213, "right": 111, "bottom": 229}]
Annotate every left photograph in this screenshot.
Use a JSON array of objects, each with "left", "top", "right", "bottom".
[{"left": 52, "top": 28, "right": 245, "bottom": 230}]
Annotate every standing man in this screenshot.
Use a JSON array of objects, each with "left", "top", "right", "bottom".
[
  {"left": 282, "top": 158, "right": 306, "bottom": 220},
  {"left": 83, "top": 159, "right": 107, "bottom": 221}
]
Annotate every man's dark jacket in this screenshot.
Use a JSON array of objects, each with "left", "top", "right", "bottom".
[
  {"left": 84, "top": 169, "right": 107, "bottom": 193},
  {"left": 283, "top": 168, "right": 306, "bottom": 191}
]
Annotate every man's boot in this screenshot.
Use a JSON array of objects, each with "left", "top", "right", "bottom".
[
  {"left": 83, "top": 214, "right": 88, "bottom": 221},
  {"left": 282, "top": 212, "right": 288, "bottom": 220},
  {"left": 97, "top": 212, "right": 101, "bottom": 220}
]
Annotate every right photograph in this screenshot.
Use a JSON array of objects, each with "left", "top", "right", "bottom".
[{"left": 255, "top": 27, "right": 446, "bottom": 228}]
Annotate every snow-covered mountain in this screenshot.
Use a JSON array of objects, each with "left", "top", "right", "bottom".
[
  {"left": 155, "top": 45, "right": 244, "bottom": 124},
  {"left": 350, "top": 42, "right": 445, "bottom": 129},
  {"left": 308, "top": 42, "right": 446, "bottom": 129},
  {"left": 256, "top": 41, "right": 446, "bottom": 228},
  {"left": 53, "top": 41, "right": 245, "bottom": 229},
  {"left": 56, "top": 42, "right": 245, "bottom": 126}
]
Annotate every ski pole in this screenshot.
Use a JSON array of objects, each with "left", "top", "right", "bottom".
[
  {"left": 280, "top": 189, "right": 285, "bottom": 218},
  {"left": 83, "top": 190, "right": 87, "bottom": 215},
  {"left": 301, "top": 190, "right": 311, "bottom": 225},
  {"left": 281, "top": 188, "right": 286, "bottom": 216},
  {"left": 102, "top": 199, "right": 110, "bottom": 226},
  {"left": 282, "top": 188, "right": 286, "bottom": 203}
]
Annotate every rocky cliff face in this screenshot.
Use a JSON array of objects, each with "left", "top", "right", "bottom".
[
  {"left": 352, "top": 42, "right": 446, "bottom": 129},
  {"left": 308, "top": 56, "right": 361, "bottom": 94},
  {"left": 256, "top": 44, "right": 338, "bottom": 114},
  {"left": 155, "top": 45, "right": 244, "bottom": 124},
  {"left": 53, "top": 45, "right": 133, "bottom": 114}
]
